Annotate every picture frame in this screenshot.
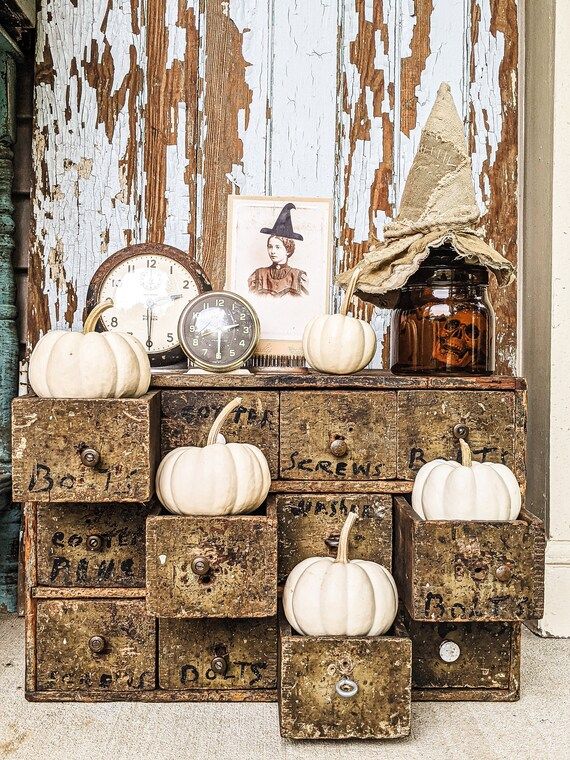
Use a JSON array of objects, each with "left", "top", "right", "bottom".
[{"left": 225, "top": 195, "right": 334, "bottom": 361}]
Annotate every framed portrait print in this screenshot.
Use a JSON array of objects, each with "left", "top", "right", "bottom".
[{"left": 225, "top": 195, "right": 333, "bottom": 360}]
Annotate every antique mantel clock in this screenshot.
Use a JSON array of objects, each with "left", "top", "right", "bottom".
[
  {"left": 86, "top": 243, "right": 211, "bottom": 366},
  {"left": 178, "top": 291, "right": 260, "bottom": 372}
]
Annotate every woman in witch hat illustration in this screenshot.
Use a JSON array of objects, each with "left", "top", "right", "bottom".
[{"left": 248, "top": 203, "right": 308, "bottom": 297}]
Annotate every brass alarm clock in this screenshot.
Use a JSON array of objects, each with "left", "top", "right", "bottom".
[
  {"left": 178, "top": 292, "right": 260, "bottom": 372},
  {"left": 86, "top": 243, "right": 211, "bottom": 366}
]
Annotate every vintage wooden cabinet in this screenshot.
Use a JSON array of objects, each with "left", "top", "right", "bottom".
[{"left": 18, "top": 371, "right": 538, "bottom": 706}]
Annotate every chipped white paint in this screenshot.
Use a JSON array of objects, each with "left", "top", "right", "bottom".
[
  {"left": 33, "top": 0, "right": 146, "bottom": 332},
  {"left": 469, "top": 0, "right": 505, "bottom": 214}
]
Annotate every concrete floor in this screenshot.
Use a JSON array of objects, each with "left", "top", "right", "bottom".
[{"left": 0, "top": 615, "right": 568, "bottom": 760}]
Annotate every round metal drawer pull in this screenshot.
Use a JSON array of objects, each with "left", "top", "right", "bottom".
[
  {"left": 88, "top": 635, "right": 106, "bottom": 654},
  {"left": 330, "top": 439, "right": 348, "bottom": 458},
  {"left": 86, "top": 535, "right": 103, "bottom": 552},
  {"left": 211, "top": 656, "right": 228, "bottom": 676},
  {"left": 335, "top": 677, "right": 359, "bottom": 698},
  {"left": 452, "top": 424, "right": 469, "bottom": 440},
  {"left": 80, "top": 448, "right": 101, "bottom": 468},
  {"left": 495, "top": 564, "right": 513, "bottom": 583},
  {"left": 439, "top": 640, "right": 461, "bottom": 663},
  {"left": 191, "top": 557, "right": 210, "bottom": 576}
]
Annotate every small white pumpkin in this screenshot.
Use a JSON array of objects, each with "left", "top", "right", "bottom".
[
  {"left": 283, "top": 511, "right": 398, "bottom": 636},
  {"left": 303, "top": 268, "right": 376, "bottom": 374},
  {"left": 156, "top": 397, "right": 271, "bottom": 516},
  {"left": 28, "top": 299, "right": 151, "bottom": 399},
  {"left": 412, "top": 438, "right": 521, "bottom": 521}
]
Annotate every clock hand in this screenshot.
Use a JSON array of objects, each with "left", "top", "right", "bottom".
[
  {"left": 216, "top": 330, "right": 222, "bottom": 360},
  {"left": 202, "top": 323, "right": 239, "bottom": 338},
  {"left": 146, "top": 306, "right": 154, "bottom": 349}
]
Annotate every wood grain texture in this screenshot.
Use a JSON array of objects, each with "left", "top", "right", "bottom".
[
  {"left": 26, "top": 687, "right": 277, "bottom": 703},
  {"left": 158, "top": 616, "right": 277, "bottom": 691},
  {"left": 277, "top": 493, "right": 392, "bottom": 583},
  {"left": 394, "top": 497, "right": 545, "bottom": 622},
  {"left": 278, "top": 614, "right": 411, "bottom": 740},
  {"left": 146, "top": 499, "right": 277, "bottom": 618},
  {"left": 279, "top": 391, "right": 397, "bottom": 480},
  {"left": 12, "top": 392, "right": 160, "bottom": 502},
  {"left": 397, "top": 607, "right": 520, "bottom": 701},
  {"left": 36, "top": 501, "right": 159, "bottom": 588},
  {"left": 160, "top": 389, "right": 279, "bottom": 476},
  {"left": 35, "top": 598, "right": 156, "bottom": 693}
]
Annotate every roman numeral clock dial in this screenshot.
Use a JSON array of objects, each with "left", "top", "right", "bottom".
[
  {"left": 178, "top": 292, "right": 260, "bottom": 372},
  {"left": 86, "top": 243, "right": 211, "bottom": 366}
]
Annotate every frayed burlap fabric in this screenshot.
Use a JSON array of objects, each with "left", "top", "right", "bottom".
[{"left": 336, "top": 83, "right": 515, "bottom": 307}]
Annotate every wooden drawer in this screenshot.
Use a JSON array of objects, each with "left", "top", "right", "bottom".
[
  {"left": 159, "top": 617, "right": 277, "bottom": 695},
  {"left": 278, "top": 614, "right": 411, "bottom": 740},
  {"left": 146, "top": 499, "right": 277, "bottom": 618},
  {"left": 35, "top": 599, "right": 156, "bottom": 693},
  {"left": 12, "top": 393, "right": 160, "bottom": 502},
  {"left": 397, "top": 609, "right": 520, "bottom": 701},
  {"left": 397, "top": 390, "right": 521, "bottom": 481},
  {"left": 161, "top": 390, "right": 279, "bottom": 477},
  {"left": 277, "top": 493, "right": 392, "bottom": 583},
  {"left": 394, "top": 496, "right": 545, "bottom": 622},
  {"left": 279, "top": 391, "right": 397, "bottom": 480},
  {"left": 36, "top": 502, "right": 159, "bottom": 588}
]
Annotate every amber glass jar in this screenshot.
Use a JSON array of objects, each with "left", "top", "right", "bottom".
[{"left": 390, "top": 245, "right": 495, "bottom": 375}]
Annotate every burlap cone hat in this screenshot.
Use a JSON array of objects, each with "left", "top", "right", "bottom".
[{"left": 336, "top": 83, "right": 515, "bottom": 306}]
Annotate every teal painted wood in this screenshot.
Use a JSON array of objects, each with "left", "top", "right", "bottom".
[{"left": 0, "top": 32, "right": 21, "bottom": 614}]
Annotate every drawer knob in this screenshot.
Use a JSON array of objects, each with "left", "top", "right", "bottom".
[
  {"left": 335, "top": 677, "right": 358, "bottom": 698},
  {"left": 495, "top": 564, "right": 513, "bottom": 583},
  {"left": 211, "top": 655, "right": 228, "bottom": 677},
  {"left": 191, "top": 557, "right": 210, "bottom": 576},
  {"left": 324, "top": 535, "right": 340, "bottom": 551},
  {"left": 86, "top": 535, "right": 103, "bottom": 552},
  {"left": 80, "top": 448, "right": 101, "bottom": 468},
  {"left": 330, "top": 438, "right": 348, "bottom": 458},
  {"left": 88, "top": 635, "right": 106, "bottom": 654},
  {"left": 439, "top": 640, "right": 461, "bottom": 663},
  {"left": 452, "top": 423, "right": 469, "bottom": 440}
]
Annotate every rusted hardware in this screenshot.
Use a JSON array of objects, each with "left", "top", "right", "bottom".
[
  {"left": 329, "top": 438, "right": 348, "bottom": 458},
  {"left": 495, "top": 564, "right": 513, "bottom": 583},
  {"left": 86, "top": 534, "right": 103, "bottom": 552},
  {"left": 88, "top": 635, "right": 106, "bottom": 654},
  {"left": 80, "top": 447, "right": 101, "bottom": 467},
  {"left": 211, "top": 654, "right": 229, "bottom": 677},
  {"left": 191, "top": 557, "right": 210, "bottom": 576},
  {"left": 452, "top": 423, "right": 469, "bottom": 440}
]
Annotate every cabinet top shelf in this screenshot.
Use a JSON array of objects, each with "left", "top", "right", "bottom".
[{"left": 150, "top": 369, "right": 525, "bottom": 391}]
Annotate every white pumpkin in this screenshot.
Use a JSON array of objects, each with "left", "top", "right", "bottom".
[
  {"left": 28, "top": 299, "right": 151, "bottom": 399},
  {"left": 303, "top": 268, "right": 376, "bottom": 374},
  {"left": 156, "top": 397, "right": 271, "bottom": 516},
  {"left": 283, "top": 511, "right": 398, "bottom": 636},
  {"left": 412, "top": 438, "right": 521, "bottom": 521}
]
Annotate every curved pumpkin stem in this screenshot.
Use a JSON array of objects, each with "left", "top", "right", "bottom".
[
  {"left": 340, "top": 268, "right": 361, "bottom": 317},
  {"left": 84, "top": 299, "right": 114, "bottom": 334},
  {"left": 459, "top": 438, "right": 473, "bottom": 467},
  {"left": 207, "top": 397, "right": 242, "bottom": 445},
  {"left": 335, "top": 510, "right": 358, "bottom": 563}
]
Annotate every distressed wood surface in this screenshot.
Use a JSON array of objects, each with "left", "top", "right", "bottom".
[
  {"left": 278, "top": 615, "right": 411, "bottom": 740},
  {"left": 36, "top": 501, "right": 159, "bottom": 588},
  {"left": 27, "top": 687, "right": 277, "bottom": 703},
  {"left": 160, "top": 390, "right": 279, "bottom": 476},
  {"left": 279, "top": 391, "right": 397, "bottom": 480},
  {"left": 159, "top": 616, "right": 277, "bottom": 692},
  {"left": 146, "top": 500, "right": 277, "bottom": 618},
  {"left": 30, "top": 1, "right": 519, "bottom": 374},
  {"left": 397, "top": 608, "right": 520, "bottom": 701},
  {"left": 394, "top": 497, "right": 545, "bottom": 622},
  {"left": 35, "top": 598, "right": 156, "bottom": 692},
  {"left": 397, "top": 389, "right": 518, "bottom": 479},
  {"left": 12, "top": 392, "right": 160, "bottom": 502},
  {"left": 277, "top": 493, "right": 392, "bottom": 583}
]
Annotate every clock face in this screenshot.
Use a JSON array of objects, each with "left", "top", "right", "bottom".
[
  {"left": 97, "top": 253, "right": 201, "bottom": 358},
  {"left": 178, "top": 292, "right": 260, "bottom": 371}
]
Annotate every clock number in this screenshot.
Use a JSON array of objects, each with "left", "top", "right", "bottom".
[
  {"left": 239, "top": 340, "right": 246, "bottom": 347},
  {"left": 110, "top": 317, "right": 118, "bottom": 328},
  {"left": 188, "top": 325, "right": 195, "bottom": 333},
  {"left": 240, "top": 313, "right": 246, "bottom": 320},
  {"left": 183, "top": 280, "right": 191, "bottom": 289},
  {"left": 127, "top": 264, "right": 134, "bottom": 272},
  {"left": 243, "top": 326, "right": 250, "bottom": 334},
  {"left": 147, "top": 259, "right": 157, "bottom": 268},
  {"left": 192, "top": 338, "right": 199, "bottom": 346},
  {"left": 167, "top": 332, "right": 174, "bottom": 343},
  {"left": 202, "top": 349, "right": 208, "bottom": 356},
  {"left": 229, "top": 350, "right": 236, "bottom": 358},
  {"left": 215, "top": 298, "right": 225, "bottom": 306}
]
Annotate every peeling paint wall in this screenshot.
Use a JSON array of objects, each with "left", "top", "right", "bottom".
[{"left": 31, "top": 0, "right": 518, "bottom": 373}]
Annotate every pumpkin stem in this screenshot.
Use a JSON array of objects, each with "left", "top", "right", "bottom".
[
  {"left": 84, "top": 299, "right": 114, "bottom": 334},
  {"left": 207, "top": 397, "right": 243, "bottom": 445},
  {"left": 340, "top": 268, "right": 361, "bottom": 317},
  {"left": 459, "top": 438, "right": 473, "bottom": 467},
  {"left": 335, "top": 510, "right": 358, "bottom": 563}
]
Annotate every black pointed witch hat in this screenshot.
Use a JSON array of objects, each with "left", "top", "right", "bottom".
[{"left": 260, "top": 202, "right": 304, "bottom": 241}]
